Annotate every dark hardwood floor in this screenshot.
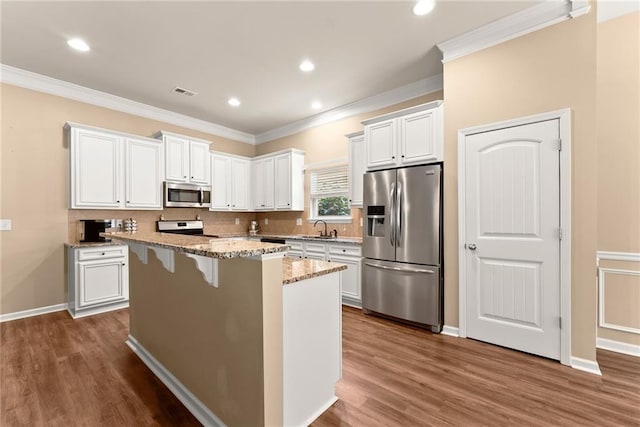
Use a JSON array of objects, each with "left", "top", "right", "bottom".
[{"left": 1, "top": 306, "right": 638, "bottom": 426}]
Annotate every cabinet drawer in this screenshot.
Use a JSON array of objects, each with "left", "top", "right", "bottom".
[
  {"left": 77, "top": 246, "right": 127, "bottom": 261},
  {"left": 304, "top": 242, "right": 326, "bottom": 254},
  {"left": 328, "top": 245, "right": 361, "bottom": 257},
  {"left": 285, "top": 240, "right": 304, "bottom": 251}
]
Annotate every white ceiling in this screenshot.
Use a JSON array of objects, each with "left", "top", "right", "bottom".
[{"left": 1, "top": 1, "right": 537, "bottom": 137}]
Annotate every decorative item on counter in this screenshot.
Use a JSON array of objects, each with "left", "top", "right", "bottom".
[
  {"left": 196, "top": 214, "right": 201, "bottom": 220},
  {"left": 159, "top": 214, "right": 165, "bottom": 221},
  {"left": 124, "top": 218, "right": 137, "bottom": 232},
  {"left": 249, "top": 220, "right": 259, "bottom": 236}
]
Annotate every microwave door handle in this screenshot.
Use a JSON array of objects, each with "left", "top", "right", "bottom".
[
  {"left": 199, "top": 189, "right": 204, "bottom": 205},
  {"left": 389, "top": 182, "right": 396, "bottom": 247}
]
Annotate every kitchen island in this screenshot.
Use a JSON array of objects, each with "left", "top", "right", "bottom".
[{"left": 105, "top": 231, "right": 345, "bottom": 427}]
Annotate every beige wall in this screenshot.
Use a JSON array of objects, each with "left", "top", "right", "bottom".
[
  {"left": 596, "top": 12, "right": 640, "bottom": 346},
  {"left": 443, "top": 13, "right": 598, "bottom": 360},
  {"left": 0, "top": 83, "right": 255, "bottom": 314},
  {"left": 255, "top": 91, "right": 444, "bottom": 237}
]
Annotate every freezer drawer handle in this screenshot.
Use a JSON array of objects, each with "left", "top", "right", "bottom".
[{"left": 365, "top": 262, "right": 434, "bottom": 274}]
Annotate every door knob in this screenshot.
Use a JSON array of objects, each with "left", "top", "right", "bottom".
[{"left": 468, "top": 243, "right": 477, "bottom": 250}]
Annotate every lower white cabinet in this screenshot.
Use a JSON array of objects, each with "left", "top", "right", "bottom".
[
  {"left": 68, "top": 245, "right": 129, "bottom": 319},
  {"left": 285, "top": 240, "right": 362, "bottom": 307}
]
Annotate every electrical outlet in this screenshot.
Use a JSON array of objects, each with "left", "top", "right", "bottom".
[
  {"left": 360, "top": 217, "right": 363, "bottom": 227},
  {"left": 0, "top": 219, "right": 12, "bottom": 231},
  {"left": 264, "top": 218, "right": 269, "bottom": 225},
  {"left": 235, "top": 218, "right": 240, "bottom": 225},
  {"left": 296, "top": 218, "right": 302, "bottom": 226}
]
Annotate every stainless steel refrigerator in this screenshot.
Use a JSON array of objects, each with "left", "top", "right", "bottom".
[{"left": 362, "top": 163, "right": 443, "bottom": 333}]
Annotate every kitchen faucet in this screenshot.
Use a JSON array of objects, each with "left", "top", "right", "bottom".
[{"left": 314, "top": 220, "right": 328, "bottom": 237}]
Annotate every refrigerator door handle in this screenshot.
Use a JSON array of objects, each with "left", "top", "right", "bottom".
[
  {"left": 389, "top": 182, "right": 396, "bottom": 247},
  {"left": 364, "top": 261, "right": 435, "bottom": 274},
  {"left": 396, "top": 181, "right": 402, "bottom": 248}
]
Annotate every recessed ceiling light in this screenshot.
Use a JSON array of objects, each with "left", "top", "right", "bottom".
[
  {"left": 228, "top": 97, "right": 241, "bottom": 107},
  {"left": 413, "top": 0, "right": 436, "bottom": 16},
  {"left": 67, "top": 38, "right": 90, "bottom": 52},
  {"left": 299, "top": 60, "right": 315, "bottom": 72},
  {"left": 311, "top": 101, "right": 322, "bottom": 110}
]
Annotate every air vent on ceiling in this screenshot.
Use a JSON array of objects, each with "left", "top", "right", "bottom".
[{"left": 173, "top": 86, "right": 198, "bottom": 97}]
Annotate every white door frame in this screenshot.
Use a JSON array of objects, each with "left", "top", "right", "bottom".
[{"left": 457, "top": 108, "right": 572, "bottom": 366}]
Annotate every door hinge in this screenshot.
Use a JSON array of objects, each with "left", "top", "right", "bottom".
[
  {"left": 557, "top": 138, "right": 562, "bottom": 151},
  {"left": 559, "top": 228, "right": 563, "bottom": 240},
  {"left": 559, "top": 317, "right": 562, "bottom": 329}
]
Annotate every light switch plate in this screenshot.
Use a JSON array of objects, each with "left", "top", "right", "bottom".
[
  {"left": 360, "top": 217, "right": 363, "bottom": 227},
  {"left": 264, "top": 218, "right": 269, "bottom": 225},
  {"left": 235, "top": 218, "right": 240, "bottom": 225},
  {"left": 0, "top": 219, "right": 12, "bottom": 231},
  {"left": 296, "top": 218, "right": 302, "bottom": 226}
]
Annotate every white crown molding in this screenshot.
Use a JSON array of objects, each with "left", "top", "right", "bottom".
[
  {"left": 437, "top": 0, "right": 591, "bottom": 63},
  {"left": 254, "top": 74, "right": 444, "bottom": 144},
  {"left": 0, "top": 64, "right": 256, "bottom": 145},
  {"left": 598, "top": 0, "right": 640, "bottom": 23},
  {"left": 0, "top": 303, "right": 68, "bottom": 323},
  {"left": 597, "top": 337, "right": 640, "bottom": 357},
  {"left": 570, "top": 356, "right": 602, "bottom": 376}
]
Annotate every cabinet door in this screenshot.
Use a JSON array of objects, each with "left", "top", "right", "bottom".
[
  {"left": 211, "top": 154, "right": 231, "bottom": 210},
  {"left": 189, "top": 141, "right": 211, "bottom": 185},
  {"left": 165, "top": 135, "right": 190, "bottom": 182},
  {"left": 348, "top": 134, "right": 365, "bottom": 207},
  {"left": 71, "top": 127, "right": 121, "bottom": 208},
  {"left": 365, "top": 119, "right": 397, "bottom": 170},
  {"left": 231, "top": 158, "right": 250, "bottom": 210},
  {"left": 125, "top": 138, "right": 163, "bottom": 209},
  {"left": 274, "top": 153, "right": 292, "bottom": 209},
  {"left": 77, "top": 259, "right": 128, "bottom": 308},
  {"left": 254, "top": 158, "right": 275, "bottom": 210},
  {"left": 329, "top": 254, "right": 361, "bottom": 304},
  {"left": 399, "top": 109, "right": 438, "bottom": 165}
]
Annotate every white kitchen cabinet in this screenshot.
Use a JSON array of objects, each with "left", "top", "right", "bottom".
[
  {"left": 210, "top": 152, "right": 252, "bottom": 211},
  {"left": 363, "top": 100, "right": 443, "bottom": 170},
  {"left": 253, "top": 157, "right": 275, "bottom": 210},
  {"left": 347, "top": 131, "right": 365, "bottom": 207},
  {"left": 285, "top": 240, "right": 304, "bottom": 258},
  {"left": 67, "top": 123, "right": 164, "bottom": 210},
  {"left": 157, "top": 131, "right": 211, "bottom": 185},
  {"left": 67, "top": 245, "right": 129, "bottom": 319},
  {"left": 327, "top": 244, "right": 362, "bottom": 308},
  {"left": 125, "top": 137, "right": 164, "bottom": 209}
]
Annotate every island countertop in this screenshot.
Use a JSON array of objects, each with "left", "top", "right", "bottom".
[
  {"left": 282, "top": 257, "right": 347, "bottom": 285},
  {"left": 102, "top": 231, "right": 289, "bottom": 259}
]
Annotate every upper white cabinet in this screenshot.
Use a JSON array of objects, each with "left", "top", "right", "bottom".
[
  {"left": 156, "top": 131, "right": 211, "bottom": 185},
  {"left": 363, "top": 100, "right": 443, "bottom": 170},
  {"left": 346, "top": 131, "right": 365, "bottom": 207},
  {"left": 254, "top": 149, "right": 304, "bottom": 211},
  {"left": 67, "top": 123, "right": 164, "bottom": 210},
  {"left": 253, "top": 157, "right": 275, "bottom": 210},
  {"left": 210, "top": 152, "right": 252, "bottom": 211}
]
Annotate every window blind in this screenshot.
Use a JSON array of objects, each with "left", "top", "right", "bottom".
[{"left": 310, "top": 166, "right": 349, "bottom": 197}]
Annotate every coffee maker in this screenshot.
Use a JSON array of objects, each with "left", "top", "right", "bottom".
[{"left": 81, "top": 219, "right": 112, "bottom": 242}]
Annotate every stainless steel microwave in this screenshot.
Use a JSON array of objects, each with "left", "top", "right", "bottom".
[{"left": 164, "top": 182, "right": 211, "bottom": 208}]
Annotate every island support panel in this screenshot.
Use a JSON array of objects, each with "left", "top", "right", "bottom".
[{"left": 128, "top": 249, "right": 283, "bottom": 427}]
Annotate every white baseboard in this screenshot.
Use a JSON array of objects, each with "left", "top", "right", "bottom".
[
  {"left": 570, "top": 356, "right": 602, "bottom": 376},
  {"left": 126, "top": 335, "right": 225, "bottom": 427},
  {"left": 597, "top": 337, "right": 640, "bottom": 357},
  {"left": 0, "top": 303, "right": 68, "bottom": 323},
  {"left": 300, "top": 395, "right": 339, "bottom": 427},
  {"left": 68, "top": 301, "right": 129, "bottom": 319},
  {"left": 441, "top": 325, "right": 460, "bottom": 337},
  {"left": 341, "top": 297, "right": 362, "bottom": 309}
]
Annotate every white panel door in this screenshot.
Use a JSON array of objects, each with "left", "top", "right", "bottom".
[
  {"left": 464, "top": 119, "right": 561, "bottom": 360},
  {"left": 275, "top": 153, "right": 292, "bottom": 209},
  {"left": 365, "top": 119, "right": 397, "bottom": 170},
  {"left": 399, "top": 109, "right": 437, "bottom": 165},
  {"left": 72, "top": 128, "right": 121, "bottom": 208},
  {"left": 125, "top": 138, "right": 163, "bottom": 209},
  {"left": 211, "top": 154, "right": 230, "bottom": 210},
  {"left": 164, "top": 135, "right": 189, "bottom": 182},
  {"left": 231, "top": 158, "right": 250, "bottom": 210},
  {"left": 189, "top": 141, "right": 211, "bottom": 185}
]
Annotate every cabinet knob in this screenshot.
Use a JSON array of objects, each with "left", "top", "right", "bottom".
[
  {"left": 401, "top": 155, "right": 405, "bottom": 158},
  {"left": 127, "top": 201, "right": 130, "bottom": 203},
  {"left": 183, "top": 176, "right": 187, "bottom": 178},
  {"left": 287, "top": 203, "right": 290, "bottom": 206},
  {"left": 191, "top": 176, "right": 194, "bottom": 179},
  {"left": 342, "top": 249, "right": 346, "bottom": 252},
  {"left": 101, "top": 252, "right": 105, "bottom": 255},
  {"left": 116, "top": 200, "right": 120, "bottom": 203},
  {"left": 392, "top": 156, "right": 395, "bottom": 159},
  {"left": 122, "top": 263, "right": 126, "bottom": 266},
  {"left": 232, "top": 205, "right": 235, "bottom": 207}
]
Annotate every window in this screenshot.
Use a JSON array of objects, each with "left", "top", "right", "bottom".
[{"left": 309, "top": 166, "right": 351, "bottom": 222}]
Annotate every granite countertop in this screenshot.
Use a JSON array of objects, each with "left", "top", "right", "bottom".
[
  {"left": 65, "top": 240, "right": 126, "bottom": 249},
  {"left": 101, "top": 231, "right": 289, "bottom": 259},
  {"left": 282, "top": 257, "right": 347, "bottom": 285},
  {"left": 215, "top": 233, "right": 362, "bottom": 245}
]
